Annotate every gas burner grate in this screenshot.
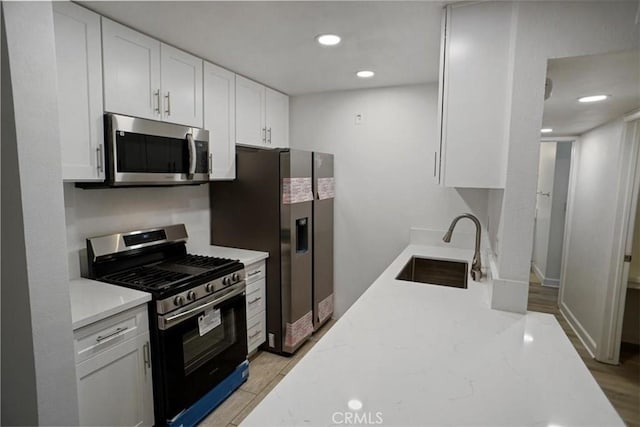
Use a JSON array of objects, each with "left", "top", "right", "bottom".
[
  {"left": 105, "top": 266, "right": 190, "bottom": 289},
  {"left": 173, "top": 254, "right": 237, "bottom": 269}
]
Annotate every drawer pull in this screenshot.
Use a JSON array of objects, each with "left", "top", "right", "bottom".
[
  {"left": 247, "top": 270, "right": 262, "bottom": 277},
  {"left": 96, "top": 327, "right": 128, "bottom": 343},
  {"left": 248, "top": 297, "right": 262, "bottom": 305},
  {"left": 249, "top": 330, "right": 262, "bottom": 340}
]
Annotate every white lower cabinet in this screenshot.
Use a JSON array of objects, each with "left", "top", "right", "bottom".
[
  {"left": 74, "top": 305, "right": 154, "bottom": 426},
  {"left": 245, "top": 261, "right": 266, "bottom": 353}
]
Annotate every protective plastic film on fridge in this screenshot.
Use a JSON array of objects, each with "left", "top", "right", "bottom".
[{"left": 210, "top": 148, "right": 333, "bottom": 355}]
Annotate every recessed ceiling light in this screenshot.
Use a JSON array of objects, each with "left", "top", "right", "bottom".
[
  {"left": 541, "top": 128, "right": 553, "bottom": 133},
  {"left": 356, "top": 70, "right": 375, "bottom": 78},
  {"left": 578, "top": 94, "right": 609, "bottom": 103},
  {"left": 316, "top": 34, "right": 341, "bottom": 46}
]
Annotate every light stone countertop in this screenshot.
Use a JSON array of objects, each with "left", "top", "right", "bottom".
[
  {"left": 240, "top": 243, "right": 623, "bottom": 427},
  {"left": 188, "top": 244, "right": 269, "bottom": 267},
  {"left": 69, "top": 278, "right": 151, "bottom": 330}
]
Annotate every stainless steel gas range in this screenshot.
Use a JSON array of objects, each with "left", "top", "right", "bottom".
[{"left": 85, "top": 224, "right": 248, "bottom": 426}]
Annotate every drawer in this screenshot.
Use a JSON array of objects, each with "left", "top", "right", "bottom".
[
  {"left": 246, "top": 278, "right": 265, "bottom": 319},
  {"left": 247, "top": 312, "right": 266, "bottom": 353},
  {"left": 74, "top": 304, "right": 148, "bottom": 364},
  {"left": 245, "top": 261, "right": 266, "bottom": 284}
]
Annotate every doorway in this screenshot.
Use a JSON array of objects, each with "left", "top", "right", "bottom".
[
  {"left": 531, "top": 140, "right": 572, "bottom": 288},
  {"left": 537, "top": 49, "right": 640, "bottom": 365}
]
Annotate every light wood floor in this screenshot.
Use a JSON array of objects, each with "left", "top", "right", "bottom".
[
  {"left": 528, "top": 272, "right": 640, "bottom": 427},
  {"left": 199, "top": 319, "right": 336, "bottom": 427}
]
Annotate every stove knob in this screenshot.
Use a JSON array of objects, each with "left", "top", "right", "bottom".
[
  {"left": 205, "top": 283, "right": 214, "bottom": 293},
  {"left": 223, "top": 277, "right": 231, "bottom": 286},
  {"left": 174, "top": 295, "right": 184, "bottom": 306},
  {"left": 187, "top": 291, "right": 196, "bottom": 301},
  {"left": 232, "top": 273, "right": 240, "bottom": 282}
]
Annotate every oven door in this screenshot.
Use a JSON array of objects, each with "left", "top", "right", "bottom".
[{"left": 156, "top": 283, "right": 247, "bottom": 422}]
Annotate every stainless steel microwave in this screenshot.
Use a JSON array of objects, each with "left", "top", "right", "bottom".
[{"left": 103, "top": 113, "right": 210, "bottom": 186}]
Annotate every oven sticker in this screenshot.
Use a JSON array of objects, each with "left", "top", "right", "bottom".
[
  {"left": 284, "top": 311, "right": 313, "bottom": 349},
  {"left": 282, "top": 177, "right": 313, "bottom": 204},
  {"left": 198, "top": 308, "right": 221, "bottom": 336},
  {"left": 317, "top": 177, "right": 335, "bottom": 200}
]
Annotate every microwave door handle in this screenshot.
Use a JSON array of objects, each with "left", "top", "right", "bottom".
[{"left": 186, "top": 133, "right": 196, "bottom": 178}]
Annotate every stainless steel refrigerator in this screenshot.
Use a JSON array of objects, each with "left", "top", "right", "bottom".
[{"left": 210, "top": 148, "right": 334, "bottom": 355}]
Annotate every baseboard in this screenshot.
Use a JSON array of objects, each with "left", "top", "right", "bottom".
[
  {"left": 531, "top": 262, "right": 560, "bottom": 288},
  {"left": 531, "top": 262, "right": 544, "bottom": 283},
  {"left": 559, "top": 301, "right": 596, "bottom": 358}
]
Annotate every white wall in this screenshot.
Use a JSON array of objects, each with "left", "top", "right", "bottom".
[
  {"left": 485, "top": 0, "right": 640, "bottom": 313},
  {"left": 561, "top": 118, "right": 624, "bottom": 354},
  {"left": 1, "top": 2, "right": 79, "bottom": 424},
  {"left": 290, "top": 84, "right": 489, "bottom": 317},
  {"left": 64, "top": 183, "right": 211, "bottom": 278}
]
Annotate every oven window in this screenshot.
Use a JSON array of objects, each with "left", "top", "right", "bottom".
[
  {"left": 182, "top": 307, "right": 236, "bottom": 375},
  {"left": 115, "top": 131, "right": 188, "bottom": 173}
]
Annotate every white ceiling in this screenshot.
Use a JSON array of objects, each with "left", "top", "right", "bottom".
[
  {"left": 542, "top": 49, "right": 640, "bottom": 137},
  {"left": 80, "top": 1, "right": 444, "bottom": 95}
]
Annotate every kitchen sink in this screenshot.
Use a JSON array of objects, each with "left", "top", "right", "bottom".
[{"left": 396, "top": 256, "right": 468, "bottom": 289}]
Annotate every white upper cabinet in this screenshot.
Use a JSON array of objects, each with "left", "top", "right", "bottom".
[
  {"left": 102, "top": 18, "right": 161, "bottom": 121},
  {"left": 437, "top": 2, "right": 515, "bottom": 188},
  {"left": 204, "top": 62, "right": 236, "bottom": 180},
  {"left": 236, "top": 75, "right": 289, "bottom": 148},
  {"left": 102, "top": 19, "right": 203, "bottom": 127},
  {"left": 236, "top": 75, "right": 266, "bottom": 147},
  {"left": 160, "top": 44, "right": 203, "bottom": 128},
  {"left": 53, "top": 2, "right": 104, "bottom": 182},
  {"left": 266, "top": 88, "right": 290, "bottom": 148}
]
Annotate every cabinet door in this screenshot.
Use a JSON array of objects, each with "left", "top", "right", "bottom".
[
  {"left": 439, "top": 2, "right": 514, "bottom": 188},
  {"left": 53, "top": 2, "right": 104, "bottom": 182},
  {"left": 204, "top": 62, "right": 236, "bottom": 180},
  {"left": 102, "top": 18, "right": 161, "bottom": 121},
  {"left": 76, "top": 332, "right": 154, "bottom": 427},
  {"left": 236, "top": 75, "right": 266, "bottom": 148},
  {"left": 160, "top": 43, "right": 203, "bottom": 128},
  {"left": 266, "top": 88, "right": 289, "bottom": 148}
]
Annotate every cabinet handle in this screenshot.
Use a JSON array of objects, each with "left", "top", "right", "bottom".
[
  {"left": 165, "top": 91, "right": 171, "bottom": 116},
  {"left": 249, "top": 330, "right": 262, "bottom": 340},
  {"left": 247, "top": 270, "right": 261, "bottom": 277},
  {"left": 433, "top": 152, "right": 437, "bottom": 177},
  {"left": 96, "top": 326, "right": 127, "bottom": 343},
  {"left": 267, "top": 127, "right": 272, "bottom": 144},
  {"left": 143, "top": 341, "right": 151, "bottom": 375},
  {"left": 154, "top": 89, "right": 160, "bottom": 115},
  {"left": 248, "top": 296, "right": 262, "bottom": 305},
  {"left": 262, "top": 127, "right": 266, "bottom": 144},
  {"left": 96, "top": 144, "right": 104, "bottom": 173},
  {"left": 209, "top": 153, "right": 213, "bottom": 174}
]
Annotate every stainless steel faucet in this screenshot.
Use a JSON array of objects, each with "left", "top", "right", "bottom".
[{"left": 443, "top": 213, "right": 482, "bottom": 281}]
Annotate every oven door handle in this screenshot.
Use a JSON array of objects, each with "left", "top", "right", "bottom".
[
  {"left": 186, "top": 132, "right": 196, "bottom": 178},
  {"left": 159, "top": 283, "right": 245, "bottom": 330}
]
